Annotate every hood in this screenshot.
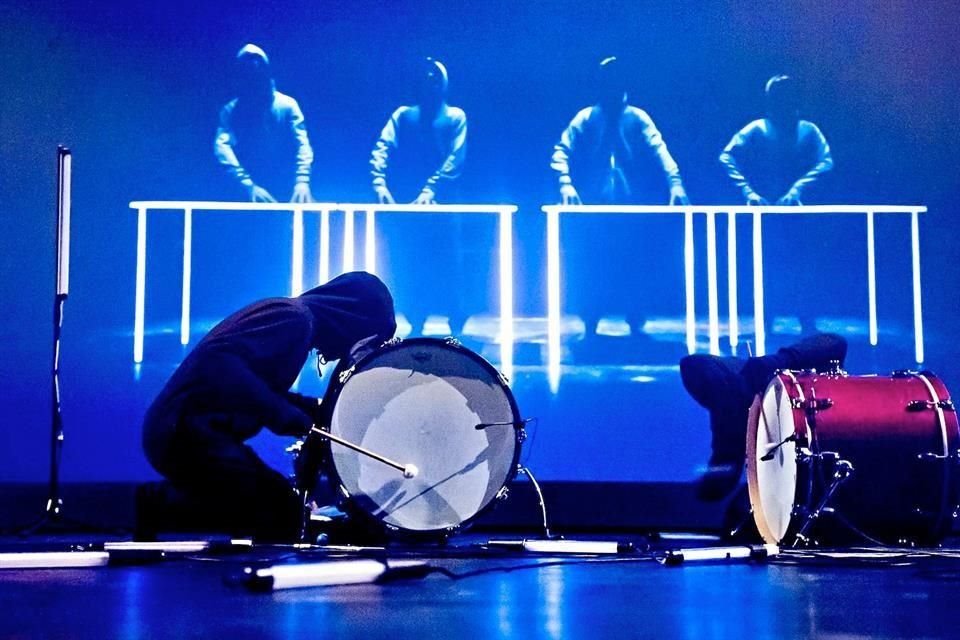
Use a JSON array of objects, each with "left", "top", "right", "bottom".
[{"left": 298, "top": 271, "right": 396, "bottom": 361}]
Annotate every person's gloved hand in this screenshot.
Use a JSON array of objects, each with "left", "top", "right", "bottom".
[
  {"left": 249, "top": 184, "right": 277, "bottom": 203},
  {"left": 413, "top": 188, "right": 436, "bottom": 205},
  {"left": 776, "top": 189, "right": 802, "bottom": 206},
  {"left": 291, "top": 183, "right": 313, "bottom": 203},
  {"left": 560, "top": 183, "right": 581, "bottom": 205},
  {"left": 375, "top": 185, "right": 396, "bottom": 205},
  {"left": 745, "top": 191, "right": 769, "bottom": 206},
  {"left": 669, "top": 185, "right": 690, "bottom": 206}
]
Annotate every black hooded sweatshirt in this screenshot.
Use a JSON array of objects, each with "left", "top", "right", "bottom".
[{"left": 143, "top": 272, "right": 396, "bottom": 445}]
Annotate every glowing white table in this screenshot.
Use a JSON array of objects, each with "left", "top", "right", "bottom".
[{"left": 542, "top": 204, "right": 926, "bottom": 391}]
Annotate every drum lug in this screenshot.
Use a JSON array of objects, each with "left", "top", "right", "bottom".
[
  {"left": 338, "top": 364, "right": 356, "bottom": 385},
  {"left": 892, "top": 369, "right": 918, "bottom": 378},
  {"left": 381, "top": 336, "right": 403, "bottom": 348},
  {"left": 823, "top": 360, "right": 847, "bottom": 377},
  {"left": 496, "top": 485, "right": 510, "bottom": 501},
  {"left": 517, "top": 427, "right": 527, "bottom": 443},
  {"left": 791, "top": 397, "right": 833, "bottom": 412},
  {"left": 907, "top": 399, "right": 955, "bottom": 412},
  {"left": 443, "top": 336, "right": 463, "bottom": 348},
  {"left": 917, "top": 451, "right": 953, "bottom": 461},
  {"left": 498, "top": 371, "right": 511, "bottom": 387}
]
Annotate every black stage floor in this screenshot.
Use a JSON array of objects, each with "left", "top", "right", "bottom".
[{"left": 3, "top": 532, "right": 959, "bottom": 639}]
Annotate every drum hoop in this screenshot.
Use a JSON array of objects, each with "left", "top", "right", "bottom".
[
  {"left": 913, "top": 372, "right": 956, "bottom": 539},
  {"left": 317, "top": 337, "right": 523, "bottom": 540},
  {"left": 748, "top": 371, "right": 815, "bottom": 545}
]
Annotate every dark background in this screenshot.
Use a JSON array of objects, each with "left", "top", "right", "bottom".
[{"left": 2, "top": 0, "right": 958, "bottom": 485}]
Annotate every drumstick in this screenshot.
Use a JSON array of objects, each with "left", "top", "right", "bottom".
[{"left": 308, "top": 426, "right": 419, "bottom": 479}]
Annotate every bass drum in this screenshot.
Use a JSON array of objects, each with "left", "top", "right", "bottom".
[
  {"left": 314, "top": 338, "right": 522, "bottom": 539},
  {"left": 747, "top": 369, "right": 959, "bottom": 546}
]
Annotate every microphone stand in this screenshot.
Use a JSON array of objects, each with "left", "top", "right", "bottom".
[{"left": 12, "top": 147, "right": 111, "bottom": 536}]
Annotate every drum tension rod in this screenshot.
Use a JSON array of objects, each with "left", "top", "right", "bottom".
[{"left": 907, "top": 399, "right": 956, "bottom": 412}]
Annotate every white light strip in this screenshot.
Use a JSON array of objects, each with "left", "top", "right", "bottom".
[
  {"left": 547, "top": 208, "right": 561, "bottom": 393},
  {"left": 343, "top": 210, "right": 355, "bottom": 273},
  {"left": 0, "top": 551, "right": 110, "bottom": 569},
  {"left": 911, "top": 210, "right": 924, "bottom": 364},
  {"left": 180, "top": 208, "right": 192, "bottom": 346},
  {"left": 522, "top": 539, "right": 621, "bottom": 555},
  {"left": 752, "top": 210, "right": 765, "bottom": 356},
  {"left": 58, "top": 151, "right": 72, "bottom": 296},
  {"left": 866, "top": 211, "right": 877, "bottom": 346},
  {"left": 134, "top": 207, "right": 147, "bottom": 363},
  {"left": 104, "top": 541, "right": 212, "bottom": 553},
  {"left": 333, "top": 203, "right": 518, "bottom": 215},
  {"left": 727, "top": 211, "right": 739, "bottom": 349},
  {"left": 129, "top": 201, "right": 340, "bottom": 212},
  {"left": 540, "top": 204, "right": 926, "bottom": 215},
  {"left": 499, "top": 208, "right": 514, "bottom": 382},
  {"left": 291, "top": 208, "right": 304, "bottom": 296},
  {"left": 684, "top": 208, "right": 696, "bottom": 355},
  {"left": 706, "top": 210, "right": 719, "bottom": 355},
  {"left": 319, "top": 209, "right": 330, "bottom": 284},
  {"left": 365, "top": 209, "right": 376, "bottom": 275}
]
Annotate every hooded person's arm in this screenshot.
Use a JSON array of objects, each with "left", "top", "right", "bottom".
[
  {"left": 420, "top": 109, "right": 467, "bottom": 200},
  {"left": 636, "top": 109, "right": 687, "bottom": 203},
  {"left": 782, "top": 122, "right": 834, "bottom": 202},
  {"left": 287, "top": 99, "right": 313, "bottom": 187},
  {"left": 214, "top": 102, "right": 256, "bottom": 191},
  {"left": 194, "top": 306, "right": 316, "bottom": 437},
  {"left": 719, "top": 121, "right": 765, "bottom": 203}
]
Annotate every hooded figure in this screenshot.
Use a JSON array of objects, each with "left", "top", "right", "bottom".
[
  {"left": 719, "top": 74, "right": 834, "bottom": 205},
  {"left": 214, "top": 44, "right": 314, "bottom": 203},
  {"left": 370, "top": 57, "right": 467, "bottom": 205},
  {"left": 551, "top": 56, "right": 689, "bottom": 206},
  {"left": 139, "top": 272, "right": 396, "bottom": 541}
]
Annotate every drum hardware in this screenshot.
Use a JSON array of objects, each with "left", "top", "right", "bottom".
[
  {"left": 791, "top": 458, "right": 854, "bottom": 547},
  {"left": 892, "top": 369, "right": 919, "bottom": 378},
  {"left": 443, "top": 336, "right": 462, "bottom": 347},
  {"left": 338, "top": 364, "right": 356, "bottom": 385},
  {"left": 791, "top": 397, "right": 834, "bottom": 412},
  {"left": 824, "top": 360, "right": 847, "bottom": 376},
  {"left": 518, "top": 466, "right": 554, "bottom": 539},
  {"left": 907, "top": 399, "right": 956, "bottom": 412},
  {"left": 761, "top": 433, "right": 797, "bottom": 461}
]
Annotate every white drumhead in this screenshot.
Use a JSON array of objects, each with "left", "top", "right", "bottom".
[
  {"left": 749, "top": 376, "right": 800, "bottom": 544},
  {"left": 329, "top": 342, "right": 518, "bottom": 533}
]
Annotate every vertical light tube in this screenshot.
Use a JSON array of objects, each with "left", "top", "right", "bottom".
[
  {"left": 727, "top": 211, "right": 739, "bottom": 349},
  {"left": 134, "top": 207, "right": 147, "bottom": 363},
  {"left": 343, "top": 209, "right": 355, "bottom": 273},
  {"left": 180, "top": 208, "right": 192, "bottom": 346},
  {"left": 499, "top": 208, "right": 514, "bottom": 382},
  {"left": 365, "top": 208, "right": 377, "bottom": 275},
  {"left": 911, "top": 210, "right": 924, "bottom": 364},
  {"left": 319, "top": 208, "right": 330, "bottom": 284},
  {"left": 291, "top": 208, "right": 304, "bottom": 296},
  {"left": 866, "top": 210, "right": 877, "bottom": 346},
  {"left": 752, "top": 210, "right": 765, "bottom": 356},
  {"left": 684, "top": 208, "right": 696, "bottom": 355},
  {"left": 547, "top": 208, "right": 561, "bottom": 393},
  {"left": 57, "top": 150, "right": 71, "bottom": 296},
  {"left": 706, "top": 209, "right": 719, "bottom": 355}
]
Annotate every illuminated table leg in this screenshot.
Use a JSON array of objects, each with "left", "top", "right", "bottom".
[
  {"left": 752, "top": 210, "right": 765, "bottom": 357},
  {"left": 911, "top": 209, "right": 924, "bottom": 364},
  {"left": 318, "top": 208, "right": 330, "bottom": 285},
  {"left": 547, "top": 208, "right": 561, "bottom": 392},
  {"left": 365, "top": 209, "right": 376, "bottom": 275},
  {"left": 866, "top": 210, "right": 877, "bottom": 346},
  {"left": 343, "top": 209, "right": 355, "bottom": 273},
  {"left": 498, "top": 208, "right": 514, "bottom": 381},
  {"left": 180, "top": 208, "right": 192, "bottom": 346},
  {"left": 683, "top": 208, "right": 696, "bottom": 355},
  {"left": 134, "top": 206, "right": 147, "bottom": 363},
  {"left": 706, "top": 209, "right": 720, "bottom": 355},
  {"left": 727, "top": 211, "right": 739, "bottom": 351},
  {"left": 291, "top": 208, "right": 304, "bottom": 296}
]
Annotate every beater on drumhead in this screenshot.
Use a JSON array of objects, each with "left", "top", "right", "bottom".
[{"left": 307, "top": 425, "right": 419, "bottom": 479}]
